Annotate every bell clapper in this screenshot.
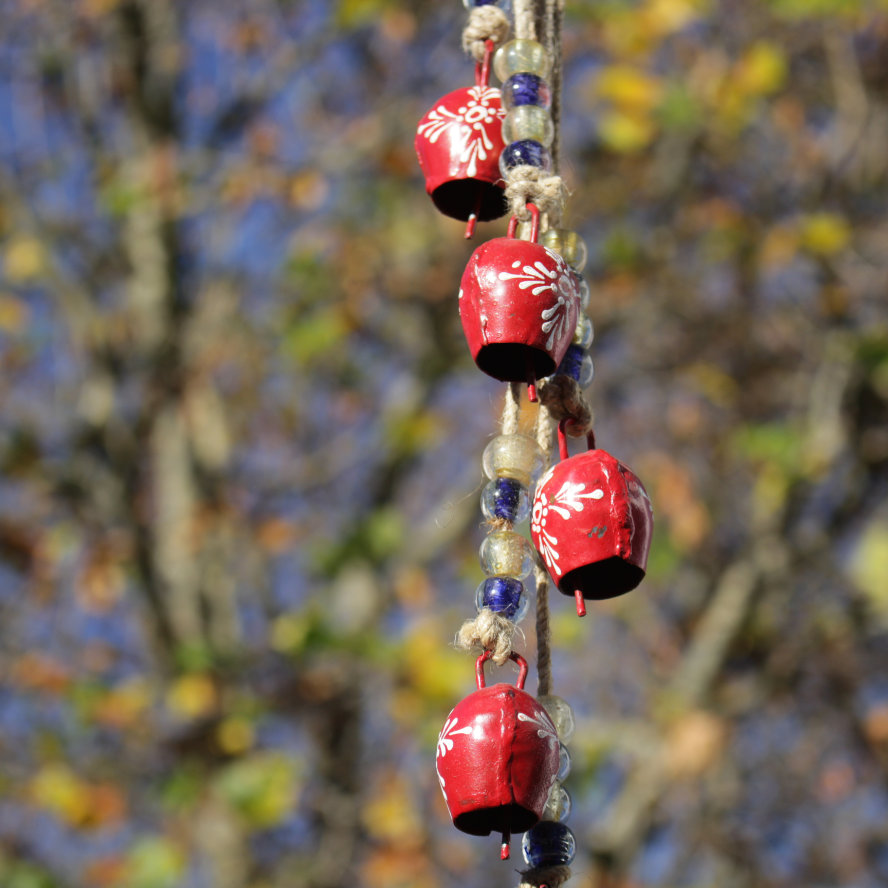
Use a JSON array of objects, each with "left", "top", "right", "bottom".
[
  {"left": 575, "top": 588, "right": 587, "bottom": 617},
  {"left": 500, "top": 830, "right": 511, "bottom": 860},
  {"left": 526, "top": 355, "right": 538, "bottom": 403}
]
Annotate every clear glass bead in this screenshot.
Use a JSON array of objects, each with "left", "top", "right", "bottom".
[
  {"left": 494, "top": 39, "right": 552, "bottom": 82},
  {"left": 576, "top": 274, "right": 590, "bottom": 310},
  {"left": 573, "top": 316, "right": 594, "bottom": 348},
  {"left": 542, "top": 783, "right": 572, "bottom": 822},
  {"left": 482, "top": 434, "right": 543, "bottom": 486},
  {"left": 557, "top": 742, "right": 571, "bottom": 781},
  {"left": 481, "top": 477, "right": 530, "bottom": 523},
  {"left": 479, "top": 531, "right": 535, "bottom": 579},
  {"left": 541, "top": 229, "right": 588, "bottom": 272},
  {"left": 502, "top": 73, "right": 552, "bottom": 111},
  {"left": 499, "top": 140, "right": 552, "bottom": 177},
  {"left": 522, "top": 821, "right": 576, "bottom": 868},
  {"left": 538, "top": 694, "right": 575, "bottom": 743},
  {"left": 475, "top": 576, "right": 529, "bottom": 622},
  {"left": 502, "top": 105, "right": 554, "bottom": 148},
  {"left": 579, "top": 355, "right": 595, "bottom": 388}
]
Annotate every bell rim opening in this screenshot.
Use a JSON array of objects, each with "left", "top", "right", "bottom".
[
  {"left": 453, "top": 804, "right": 539, "bottom": 837},
  {"left": 431, "top": 179, "right": 507, "bottom": 222},
  {"left": 559, "top": 558, "right": 645, "bottom": 601},
  {"left": 474, "top": 343, "right": 555, "bottom": 382}
]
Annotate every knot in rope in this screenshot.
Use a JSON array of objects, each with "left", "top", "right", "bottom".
[
  {"left": 539, "top": 375, "right": 593, "bottom": 434},
  {"left": 505, "top": 167, "right": 567, "bottom": 226},
  {"left": 455, "top": 609, "right": 518, "bottom": 665},
  {"left": 519, "top": 865, "right": 573, "bottom": 888},
  {"left": 462, "top": 5, "right": 510, "bottom": 61}
]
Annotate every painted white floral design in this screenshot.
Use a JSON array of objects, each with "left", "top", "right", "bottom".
[
  {"left": 436, "top": 716, "right": 472, "bottom": 760},
  {"left": 417, "top": 86, "right": 505, "bottom": 178},
  {"left": 531, "top": 468, "right": 605, "bottom": 576},
  {"left": 436, "top": 716, "right": 473, "bottom": 803},
  {"left": 497, "top": 252, "right": 579, "bottom": 350},
  {"left": 518, "top": 710, "right": 560, "bottom": 748}
]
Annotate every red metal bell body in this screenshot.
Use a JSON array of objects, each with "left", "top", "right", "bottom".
[
  {"left": 415, "top": 84, "right": 507, "bottom": 222},
  {"left": 459, "top": 222, "right": 580, "bottom": 382},
  {"left": 435, "top": 654, "right": 560, "bottom": 846},
  {"left": 531, "top": 441, "right": 653, "bottom": 605}
]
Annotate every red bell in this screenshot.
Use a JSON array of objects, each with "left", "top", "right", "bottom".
[
  {"left": 530, "top": 425, "right": 653, "bottom": 616},
  {"left": 435, "top": 652, "right": 560, "bottom": 859},
  {"left": 415, "top": 44, "right": 507, "bottom": 230},
  {"left": 459, "top": 204, "right": 580, "bottom": 389}
]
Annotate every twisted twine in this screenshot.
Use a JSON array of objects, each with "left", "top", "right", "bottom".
[
  {"left": 539, "top": 375, "right": 593, "bottom": 434},
  {"left": 462, "top": 5, "right": 510, "bottom": 61},
  {"left": 505, "top": 167, "right": 567, "bottom": 226},
  {"left": 455, "top": 609, "right": 519, "bottom": 665},
  {"left": 519, "top": 865, "right": 573, "bottom": 888}
]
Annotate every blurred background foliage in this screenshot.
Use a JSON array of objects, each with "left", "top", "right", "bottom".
[{"left": 0, "top": 0, "right": 888, "bottom": 886}]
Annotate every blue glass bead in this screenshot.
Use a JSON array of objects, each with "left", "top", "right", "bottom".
[
  {"left": 522, "top": 821, "right": 576, "bottom": 868},
  {"left": 502, "top": 73, "right": 552, "bottom": 111},
  {"left": 557, "top": 742, "right": 571, "bottom": 782},
  {"left": 481, "top": 477, "right": 530, "bottom": 524},
  {"left": 475, "top": 577, "right": 529, "bottom": 622},
  {"left": 499, "top": 140, "right": 552, "bottom": 177},
  {"left": 463, "top": 0, "right": 502, "bottom": 6},
  {"left": 557, "top": 344, "right": 584, "bottom": 381}
]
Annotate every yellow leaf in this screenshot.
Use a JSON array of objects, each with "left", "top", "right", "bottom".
[
  {"left": 644, "top": 0, "right": 708, "bottom": 33},
  {"left": 93, "top": 678, "right": 153, "bottom": 729},
  {"left": 362, "top": 772, "right": 423, "bottom": 844},
  {"left": 215, "top": 752, "right": 301, "bottom": 828},
  {"left": 800, "top": 212, "right": 851, "bottom": 256},
  {"left": 849, "top": 519, "right": 888, "bottom": 619},
  {"left": 270, "top": 612, "right": 311, "bottom": 653},
  {"left": 595, "top": 65, "right": 664, "bottom": 112},
  {"left": 165, "top": 673, "right": 217, "bottom": 719},
  {"left": 30, "top": 764, "right": 92, "bottom": 826},
  {"left": 598, "top": 110, "right": 656, "bottom": 154},
  {"left": 4, "top": 236, "right": 46, "bottom": 282},
  {"left": 216, "top": 717, "right": 255, "bottom": 755},
  {"left": 735, "top": 42, "right": 787, "bottom": 96}
]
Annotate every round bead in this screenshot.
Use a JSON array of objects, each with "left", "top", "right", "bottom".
[
  {"left": 493, "top": 39, "right": 552, "bottom": 82},
  {"left": 556, "top": 742, "right": 571, "bottom": 781},
  {"left": 575, "top": 274, "right": 590, "bottom": 310},
  {"left": 579, "top": 354, "right": 595, "bottom": 388},
  {"left": 502, "top": 73, "right": 552, "bottom": 111},
  {"left": 481, "top": 477, "right": 530, "bottom": 524},
  {"left": 573, "top": 316, "right": 594, "bottom": 348},
  {"left": 479, "top": 530, "right": 535, "bottom": 579},
  {"left": 538, "top": 694, "right": 576, "bottom": 743},
  {"left": 542, "top": 783, "right": 572, "bottom": 822},
  {"left": 499, "top": 140, "right": 552, "bottom": 176},
  {"left": 556, "top": 344, "right": 583, "bottom": 381},
  {"left": 502, "top": 106, "right": 554, "bottom": 148},
  {"left": 541, "top": 229, "right": 588, "bottom": 272},
  {"left": 482, "top": 434, "right": 543, "bottom": 486},
  {"left": 522, "top": 821, "right": 577, "bottom": 868},
  {"left": 475, "top": 576, "right": 529, "bottom": 622}
]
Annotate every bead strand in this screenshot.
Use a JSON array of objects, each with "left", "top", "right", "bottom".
[
  {"left": 543, "top": 230, "right": 595, "bottom": 389},
  {"left": 475, "top": 433, "right": 544, "bottom": 625},
  {"left": 521, "top": 694, "right": 577, "bottom": 879},
  {"left": 494, "top": 39, "right": 555, "bottom": 178}
]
